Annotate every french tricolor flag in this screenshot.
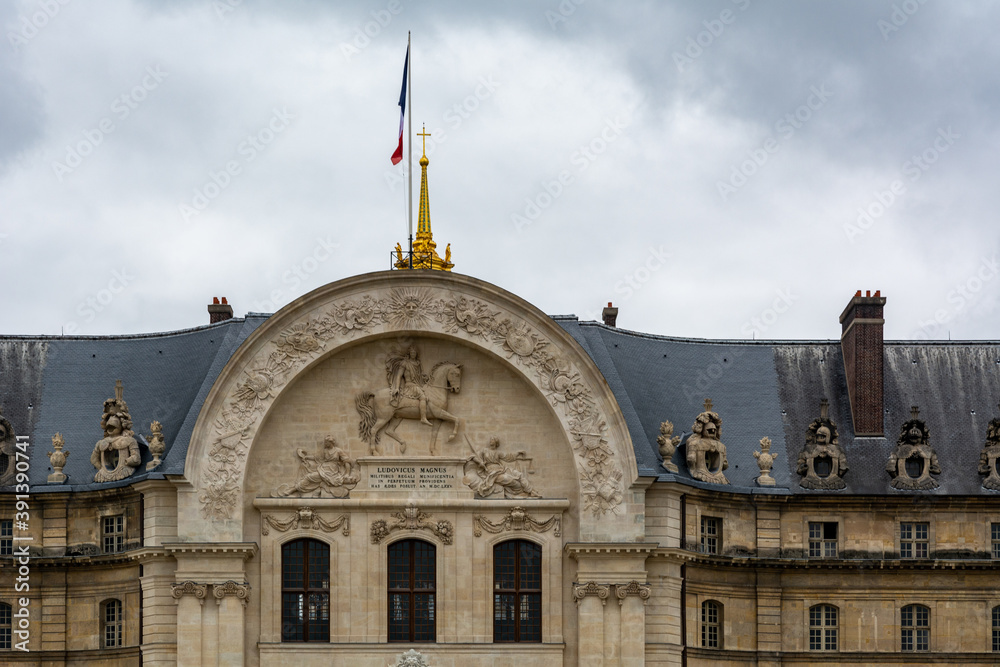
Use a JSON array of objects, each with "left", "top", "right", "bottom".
[{"left": 390, "top": 44, "right": 409, "bottom": 165}]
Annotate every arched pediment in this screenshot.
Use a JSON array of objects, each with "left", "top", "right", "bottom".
[{"left": 181, "top": 271, "right": 638, "bottom": 541}]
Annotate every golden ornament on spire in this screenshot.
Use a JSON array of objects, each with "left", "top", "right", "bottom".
[{"left": 395, "top": 124, "right": 454, "bottom": 271}]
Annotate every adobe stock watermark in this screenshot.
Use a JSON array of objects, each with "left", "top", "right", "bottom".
[
  {"left": 546, "top": 0, "right": 586, "bottom": 30},
  {"left": 580, "top": 246, "right": 671, "bottom": 322},
  {"left": 717, "top": 82, "right": 832, "bottom": 201},
  {"left": 511, "top": 101, "right": 641, "bottom": 232},
  {"left": 51, "top": 66, "right": 168, "bottom": 182},
  {"left": 212, "top": 0, "right": 243, "bottom": 20},
  {"left": 60, "top": 267, "right": 136, "bottom": 335},
  {"left": 179, "top": 107, "right": 294, "bottom": 222},
  {"left": 680, "top": 287, "right": 796, "bottom": 404},
  {"left": 673, "top": 0, "right": 751, "bottom": 72},
  {"left": 250, "top": 236, "right": 339, "bottom": 312},
  {"left": 878, "top": 0, "right": 928, "bottom": 41},
  {"left": 7, "top": 0, "right": 71, "bottom": 52},
  {"left": 340, "top": 0, "right": 406, "bottom": 60},
  {"left": 843, "top": 126, "right": 959, "bottom": 243},
  {"left": 910, "top": 255, "right": 998, "bottom": 340},
  {"left": 384, "top": 76, "right": 500, "bottom": 191}
]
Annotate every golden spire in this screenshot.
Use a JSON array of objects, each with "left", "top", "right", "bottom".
[{"left": 395, "top": 124, "right": 454, "bottom": 271}]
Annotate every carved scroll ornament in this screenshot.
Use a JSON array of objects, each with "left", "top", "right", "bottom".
[
  {"left": 573, "top": 581, "right": 611, "bottom": 606},
  {"left": 370, "top": 504, "right": 453, "bottom": 545},
  {"left": 615, "top": 581, "right": 652, "bottom": 606},
  {"left": 213, "top": 580, "right": 251, "bottom": 607},
  {"left": 171, "top": 581, "right": 208, "bottom": 603}
]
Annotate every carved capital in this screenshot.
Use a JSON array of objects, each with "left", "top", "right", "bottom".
[
  {"left": 573, "top": 581, "right": 611, "bottom": 606},
  {"left": 615, "top": 580, "right": 651, "bottom": 606},
  {"left": 472, "top": 507, "right": 560, "bottom": 537},
  {"left": 213, "top": 580, "right": 251, "bottom": 608},
  {"left": 171, "top": 581, "right": 208, "bottom": 605}
]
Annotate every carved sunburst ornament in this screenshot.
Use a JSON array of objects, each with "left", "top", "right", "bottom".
[{"left": 384, "top": 288, "right": 433, "bottom": 329}]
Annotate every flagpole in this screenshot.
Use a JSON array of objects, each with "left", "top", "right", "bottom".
[{"left": 407, "top": 31, "right": 413, "bottom": 269}]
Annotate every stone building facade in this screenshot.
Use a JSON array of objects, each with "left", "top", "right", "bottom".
[{"left": 2, "top": 273, "right": 1000, "bottom": 666}]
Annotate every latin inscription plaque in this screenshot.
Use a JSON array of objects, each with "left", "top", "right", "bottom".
[{"left": 355, "top": 456, "right": 473, "bottom": 498}]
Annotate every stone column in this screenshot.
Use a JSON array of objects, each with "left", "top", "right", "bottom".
[
  {"left": 574, "top": 582, "right": 609, "bottom": 667},
  {"left": 141, "top": 556, "right": 178, "bottom": 666},
  {"left": 171, "top": 582, "right": 207, "bottom": 666},
  {"left": 616, "top": 582, "right": 651, "bottom": 666},
  {"left": 214, "top": 581, "right": 251, "bottom": 666}
]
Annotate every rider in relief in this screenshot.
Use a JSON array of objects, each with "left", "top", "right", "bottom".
[{"left": 387, "top": 345, "right": 433, "bottom": 426}]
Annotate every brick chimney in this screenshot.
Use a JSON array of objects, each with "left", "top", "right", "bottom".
[
  {"left": 208, "top": 296, "right": 233, "bottom": 324},
  {"left": 602, "top": 302, "right": 618, "bottom": 327},
  {"left": 839, "top": 290, "right": 885, "bottom": 436}
]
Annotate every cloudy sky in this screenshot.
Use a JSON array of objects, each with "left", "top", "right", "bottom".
[{"left": 2, "top": 0, "right": 998, "bottom": 341}]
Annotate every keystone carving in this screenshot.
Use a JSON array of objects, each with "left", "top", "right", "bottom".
[
  {"left": 573, "top": 581, "right": 611, "bottom": 606},
  {"left": 615, "top": 581, "right": 652, "bottom": 606},
  {"left": 213, "top": 580, "right": 251, "bottom": 608},
  {"left": 391, "top": 649, "right": 432, "bottom": 667},
  {"left": 797, "top": 399, "right": 848, "bottom": 490},
  {"left": 685, "top": 399, "right": 728, "bottom": 485},
  {"left": 273, "top": 435, "right": 360, "bottom": 498},
  {"left": 887, "top": 407, "right": 940, "bottom": 490},
  {"left": 90, "top": 380, "right": 141, "bottom": 483},
  {"left": 47, "top": 433, "right": 69, "bottom": 484},
  {"left": 0, "top": 411, "right": 16, "bottom": 486},
  {"left": 657, "top": 420, "right": 681, "bottom": 473},
  {"left": 978, "top": 410, "right": 1000, "bottom": 490},
  {"left": 753, "top": 436, "right": 778, "bottom": 487},
  {"left": 370, "top": 504, "right": 453, "bottom": 545},
  {"left": 472, "top": 507, "right": 560, "bottom": 537},
  {"left": 463, "top": 435, "right": 541, "bottom": 499},
  {"left": 261, "top": 507, "right": 350, "bottom": 536},
  {"left": 355, "top": 345, "right": 463, "bottom": 455},
  {"left": 171, "top": 581, "right": 208, "bottom": 604}
]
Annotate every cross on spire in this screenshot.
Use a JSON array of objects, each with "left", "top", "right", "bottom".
[
  {"left": 704, "top": 398, "right": 713, "bottom": 413},
  {"left": 417, "top": 124, "right": 431, "bottom": 158}
]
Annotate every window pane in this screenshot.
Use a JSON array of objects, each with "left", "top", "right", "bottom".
[
  {"left": 493, "top": 541, "right": 542, "bottom": 643},
  {"left": 389, "top": 540, "right": 436, "bottom": 642},
  {"left": 282, "top": 539, "right": 329, "bottom": 642}
]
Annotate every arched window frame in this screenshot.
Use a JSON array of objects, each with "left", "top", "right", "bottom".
[
  {"left": 901, "top": 604, "right": 929, "bottom": 651},
  {"left": 100, "top": 599, "right": 123, "bottom": 649},
  {"left": 808, "top": 604, "right": 839, "bottom": 651},
  {"left": 280, "top": 538, "right": 331, "bottom": 642},
  {"left": 701, "top": 600, "right": 722, "bottom": 648},
  {"left": 493, "top": 538, "right": 542, "bottom": 643},
  {"left": 387, "top": 538, "right": 437, "bottom": 643},
  {"left": 0, "top": 601, "right": 11, "bottom": 650}
]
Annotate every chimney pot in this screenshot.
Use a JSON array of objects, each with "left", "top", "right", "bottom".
[
  {"left": 839, "top": 290, "right": 886, "bottom": 436},
  {"left": 602, "top": 303, "right": 619, "bottom": 327},
  {"left": 208, "top": 297, "right": 234, "bottom": 324}
]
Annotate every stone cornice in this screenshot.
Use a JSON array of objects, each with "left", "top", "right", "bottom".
[
  {"left": 163, "top": 542, "right": 258, "bottom": 560},
  {"left": 253, "top": 498, "right": 571, "bottom": 511},
  {"left": 565, "top": 542, "right": 659, "bottom": 558},
  {"left": 649, "top": 547, "right": 1000, "bottom": 570}
]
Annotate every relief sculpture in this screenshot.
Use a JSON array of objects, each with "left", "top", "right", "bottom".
[
  {"left": 685, "top": 399, "right": 729, "bottom": 485},
  {"left": 462, "top": 435, "right": 541, "bottom": 499},
  {"left": 356, "top": 345, "right": 463, "bottom": 455},
  {"left": 887, "top": 406, "right": 940, "bottom": 490},
  {"left": 797, "top": 399, "right": 848, "bottom": 490},
  {"left": 978, "top": 409, "right": 1000, "bottom": 490},
  {"left": 273, "top": 435, "right": 360, "bottom": 498}
]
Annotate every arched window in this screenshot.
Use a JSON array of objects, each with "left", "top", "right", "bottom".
[
  {"left": 493, "top": 540, "right": 541, "bottom": 643},
  {"left": 901, "top": 604, "right": 929, "bottom": 651},
  {"left": 992, "top": 606, "right": 1000, "bottom": 652},
  {"left": 701, "top": 600, "right": 722, "bottom": 648},
  {"left": 809, "top": 604, "right": 838, "bottom": 650},
  {"left": 0, "top": 602, "right": 11, "bottom": 650},
  {"left": 281, "top": 539, "right": 330, "bottom": 642},
  {"left": 101, "top": 599, "right": 122, "bottom": 648},
  {"left": 388, "top": 539, "right": 436, "bottom": 642}
]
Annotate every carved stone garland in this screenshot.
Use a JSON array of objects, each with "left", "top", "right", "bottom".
[
  {"left": 391, "top": 649, "right": 433, "bottom": 667},
  {"left": 199, "top": 289, "right": 624, "bottom": 519},
  {"left": 370, "top": 504, "right": 454, "bottom": 545},
  {"left": 261, "top": 507, "right": 350, "bottom": 536},
  {"left": 472, "top": 507, "right": 561, "bottom": 537}
]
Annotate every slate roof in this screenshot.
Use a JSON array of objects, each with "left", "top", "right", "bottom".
[
  {"left": 0, "top": 316, "right": 266, "bottom": 492},
  {"left": 3, "top": 306, "right": 999, "bottom": 496}
]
